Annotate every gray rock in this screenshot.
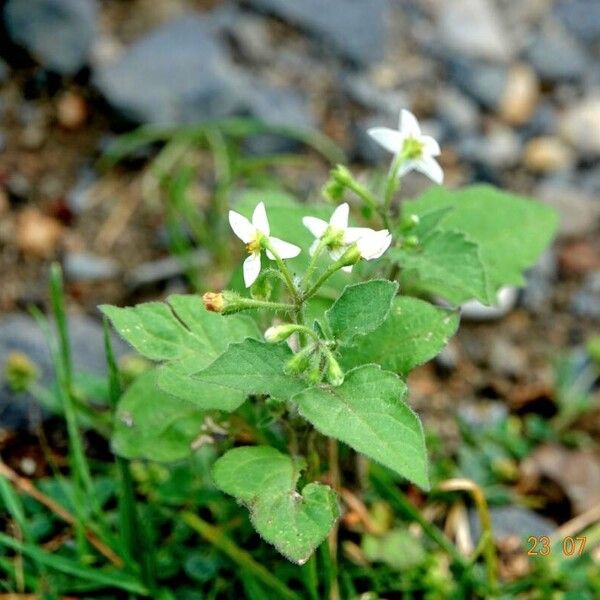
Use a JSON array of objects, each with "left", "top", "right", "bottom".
[
  {"left": 536, "top": 183, "right": 600, "bottom": 239},
  {"left": 0, "top": 313, "right": 127, "bottom": 431},
  {"left": 437, "top": 0, "right": 514, "bottom": 63},
  {"left": 343, "top": 74, "right": 409, "bottom": 117},
  {"left": 126, "top": 249, "right": 209, "bottom": 290},
  {"left": 457, "top": 402, "right": 508, "bottom": 431},
  {"left": 559, "top": 96, "right": 600, "bottom": 157},
  {"left": 488, "top": 338, "right": 527, "bottom": 378},
  {"left": 460, "top": 287, "right": 519, "bottom": 321},
  {"left": 555, "top": 0, "right": 600, "bottom": 44},
  {"left": 64, "top": 252, "right": 119, "bottom": 282},
  {"left": 447, "top": 58, "right": 508, "bottom": 110},
  {"left": 244, "top": 0, "right": 388, "bottom": 66},
  {"left": 469, "top": 506, "right": 555, "bottom": 541},
  {"left": 94, "top": 16, "right": 246, "bottom": 124},
  {"left": 436, "top": 87, "right": 480, "bottom": 135},
  {"left": 527, "top": 21, "right": 590, "bottom": 83},
  {"left": 571, "top": 272, "right": 600, "bottom": 321},
  {"left": 521, "top": 250, "right": 558, "bottom": 313},
  {"left": 457, "top": 126, "right": 521, "bottom": 170},
  {"left": 4, "top": 0, "right": 97, "bottom": 75}
]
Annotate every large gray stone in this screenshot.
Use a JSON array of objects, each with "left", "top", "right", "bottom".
[
  {"left": 555, "top": 0, "right": 600, "bottom": 44},
  {"left": 436, "top": 0, "right": 514, "bottom": 63},
  {"left": 4, "top": 0, "right": 97, "bottom": 75},
  {"left": 244, "top": 0, "right": 388, "bottom": 66},
  {"left": 94, "top": 16, "right": 246, "bottom": 124},
  {"left": 526, "top": 21, "right": 589, "bottom": 83}
]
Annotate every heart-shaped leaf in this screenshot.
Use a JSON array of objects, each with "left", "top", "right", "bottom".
[{"left": 213, "top": 446, "right": 339, "bottom": 564}]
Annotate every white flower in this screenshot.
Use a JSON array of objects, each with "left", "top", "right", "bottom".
[
  {"left": 302, "top": 203, "right": 392, "bottom": 272},
  {"left": 368, "top": 109, "right": 444, "bottom": 184},
  {"left": 229, "top": 202, "right": 301, "bottom": 287}
]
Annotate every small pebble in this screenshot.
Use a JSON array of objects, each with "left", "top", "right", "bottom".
[
  {"left": 523, "top": 137, "right": 575, "bottom": 173},
  {"left": 499, "top": 64, "right": 539, "bottom": 126},
  {"left": 57, "top": 91, "right": 88, "bottom": 130}
]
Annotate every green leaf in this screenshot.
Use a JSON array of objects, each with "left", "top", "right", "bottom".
[
  {"left": 325, "top": 280, "right": 398, "bottom": 345},
  {"left": 100, "top": 294, "right": 259, "bottom": 371},
  {"left": 391, "top": 230, "right": 491, "bottom": 305},
  {"left": 158, "top": 338, "right": 307, "bottom": 410},
  {"left": 341, "top": 296, "right": 459, "bottom": 376},
  {"left": 362, "top": 528, "right": 425, "bottom": 570},
  {"left": 405, "top": 184, "right": 559, "bottom": 293},
  {"left": 112, "top": 369, "right": 204, "bottom": 461},
  {"left": 213, "top": 446, "right": 339, "bottom": 564},
  {"left": 294, "top": 365, "right": 429, "bottom": 489}
]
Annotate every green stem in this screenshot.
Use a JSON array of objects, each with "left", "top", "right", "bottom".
[
  {"left": 303, "top": 248, "right": 358, "bottom": 301},
  {"left": 263, "top": 240, "right": 298, "bottom": 301},
  {"left": 103, "top": 320, "right": 156, "bottom": 591},
  {"left": 182, "top": 512, "right": 300, "bottom": 600},
  {"left": 301, "top": 238, "right": 328, "bottom": 290},
  {"left": 49, "top": 263, "right": 97, "bottom": 555},
  {"left": 343, "top": 177, "right": 379, "bottom": 214},
  {"left": 382, "top": 154, "right": 404, "bottom": 228},
  {"left": 232, "top": 298, "right": 296, "bottom": 314}
]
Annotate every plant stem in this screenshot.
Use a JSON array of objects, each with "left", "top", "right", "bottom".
[
  {"left": 103, "top": 320, "right": 156, "bottom": 590},
  {"left": 438, "top": 478, "right": 498, "bottom": 596},
  {"left": 264, "top": 240, "right": 299, "bottom": 301},
  {"left": 301, "top": 238, "right": 327, "bottom": 289},
  {"left": 182, "top": 512, "right": 300, "bottom": 600},
  {"left": 343, "top": 177, "right": 379, "bottom": 215},
  {"left": 49, "top": 263, "right": 97, "bottom": 555},
  {"left": 327, "top": 438, "right": 341, "bottom": 600}
]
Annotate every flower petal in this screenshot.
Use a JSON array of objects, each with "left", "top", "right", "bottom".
[
  {"left": 303, "top": 216, "right": 329, "bottom": 239},
  {"left": 243, "top": 252, "right": 261, "bottom": 288},
  {"left": 397, "top": 159, "right": 417, "bottom": 179},
  {"left": 343, "top": 226, "right": 374, "bottom": 244},
  {"left": 229, "top": 210, "right": 255, "bottom": 243},
  {"left": 252, "top": 202, "right": 270, "bottom": 236},
  {"left": 329, "top": 246, "right": 347, "bottom": 261},
  {"left": 421, "top": 135, "right": 441, "bottom": 156},
  {"left": 357, "top": 230, "right": 392, "bottom": 260},
  {"left": 367, "top": 127, "right": 404, "bottom": 155},
  {"left": 330, "top": 202, "right": 349, "bottom": 230},
  {"left": 400, "top": 109, "right": 421, "bottom": 137},
  {"left": 266, "top": 236, "right": 301, "bottom": 260},
  {"left": 415, "top": 155, "right": 444, "bottom": 184}
]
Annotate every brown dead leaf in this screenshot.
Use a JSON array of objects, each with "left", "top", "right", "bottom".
[{"left": 521, "top": 444, "right": 600, "bottom": 515}]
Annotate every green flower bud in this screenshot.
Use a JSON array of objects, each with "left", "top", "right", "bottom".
[
  {"left": 4, "top": 352, "right": 38, "bottom": 392},
  {"left": 284, "top": 345, "right": 315, "bottom": 375},
  {"left": 322, "top": 179, "right": 345, "bottom": 202},
  {"left": 402, "top": 235, "right": 419, "bottom": 249},
  {"left": 325, "top": 353, "right": 344, "bottom": 387},
  {"left": 264, "top": 324, "right": 298, "bottom": 343},
  {"left": 203, "top": 290, "right": 251, "bottom": 315},
  {"left": 337, "top": 244, "right": 362, "bottom": 268},
  {"left": 398, "top": 213, "right": 420, "bottom": 233}
]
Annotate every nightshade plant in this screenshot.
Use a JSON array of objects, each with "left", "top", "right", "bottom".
[{"left": 101, "top": 109, "right": 558, "bottom": 567}]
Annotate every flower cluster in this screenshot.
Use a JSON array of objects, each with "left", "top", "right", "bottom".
[{"left": 229, "top": 201, "right": 392, "bottom": 287}]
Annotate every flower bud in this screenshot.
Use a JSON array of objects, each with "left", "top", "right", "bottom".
[
  {"left": 325, "top": 353, "right": 344, "bottom": 387},
  {"left": 331, "top": 164, "right": 353, "bottom": 185},
  {"left": 402, "top": 235, "right": 419, "bottom": 250},
  {"left": 5, "top": 351, "right": 38, "bottom": 392},
  {"left": 264, "top": 324, "right": 298, "bottom": 343},
  {"left": 398, "top": 213, "right": 420, "bottom": 233},
  {"left": 337, "top": 244, "right": 362, "bottom": 268},
  {"left": 284, "top": 345, "right": 314, "bottom": 375},
  {"left": 202, "top": 292, "right": 225, "bottom": 313},
  {"left": 322, "top": 179, "right": 345, "bottom": 202}
]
